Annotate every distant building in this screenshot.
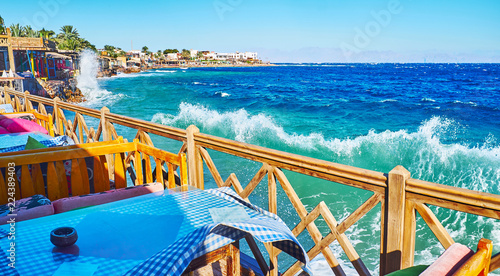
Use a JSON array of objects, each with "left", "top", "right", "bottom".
[
  {"left": 166, "top": 53, "right": 179, "bottom": 61},
  {"left": 127, "top": 50, "right": 145, "bottom": 58},
  {"left": 213, "top": 51, "right": 258, "bottom": 61},
  {"left": 190, "top": 49, "right": 198, "bottom": 59}
]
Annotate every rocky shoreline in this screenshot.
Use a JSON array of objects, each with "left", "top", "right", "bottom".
[{"left": 32, "top": 63, "right": 276, "bottom": 104}]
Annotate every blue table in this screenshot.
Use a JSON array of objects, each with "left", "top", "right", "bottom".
[{"left": 0, "top": 187, "right": 309, "bottom": 276}]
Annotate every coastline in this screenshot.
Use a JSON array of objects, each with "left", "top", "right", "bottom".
[{"left": 98, "top": 62, "right": 276, "bottom": 78}]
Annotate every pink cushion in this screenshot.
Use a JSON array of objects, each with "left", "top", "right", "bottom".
[
  {"left": 420, "top": 243, "right": 473, "bottom": 276},
  {"left": 0, "top": 195, "right": 54, "bottom": 225},
  {"left": 0, "top": 118, "right": 48, "bottom": 134},
  {"left": 0, "top": 125, "right": 9, "bottom": 134},
  {"left": 52, "top": 182, "right": 164, "bottom": 213}
]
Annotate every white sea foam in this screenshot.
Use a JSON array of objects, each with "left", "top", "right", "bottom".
[
  {"left": 380, "top": 99, "right": 397, "bottom": 103},
  {"left": 77, "top": 49, "right": 125, "bottom": 106},
  {"left": 421, "top": 97, "right": 436, "bottom": 102},
  {"left": 215, "top": 91, "right": 230, "bottom": 97},
  {"left": 152, "top": 104, "right": 500, "bottom": 193},
  {"left": 452, "top": 100, "right": 477, "bottom": 106}
]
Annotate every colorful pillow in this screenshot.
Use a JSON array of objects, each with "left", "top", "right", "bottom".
[
  {"left": 0, "top": 118, "right": 48, "bottom": 134},
  {"left": 52, "top": 182, "right": 164, "bottom": 213},
  {"left": 0, "top": 125, "right": 9, "bottom": 134},
  {"left": 420, "top": 243, "right": 473, "bottom": 275},
  {"left": 0, "top": 195, "right": 54, "bottom": 225}
]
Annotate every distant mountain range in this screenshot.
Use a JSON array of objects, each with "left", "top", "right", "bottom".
[{"left": 255, "top": 47, "right": 500, "bottom": 63}]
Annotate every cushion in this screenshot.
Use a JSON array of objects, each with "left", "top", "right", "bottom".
[
  {"left": 420, "top": 243, "right": 473, "bottom": 276},
  {"left": 0, "top": 125, "right": 9, "bottom": 134},
  {"left": 52, "top": 182, "right": 164, "bottom": 213},
  {"left": 0, "top": 118, "right": 48, "bottom": 134},
  {"left": 25, "top": 136, "right": 48, "bottom": 150},
  {"left": 0, "top": 104, "right": 14, "bottom": 113},
  {"left": 0, "top": 195, "right": 54, "bottom": 225}
]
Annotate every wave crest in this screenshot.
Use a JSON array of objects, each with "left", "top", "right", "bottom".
[{"left": 152, "top": 103, "right": 500, "bottom": 194}]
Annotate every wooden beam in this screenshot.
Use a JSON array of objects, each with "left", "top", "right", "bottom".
[
  {"left": 198, "top": 146, "right": 224, "bottom": 187},
  {"left": 402, "top": 200, "right": 416, "bottom": 268},
  {"left": 414, "top": 202, "right": 454, "bottom": 249},
  {"left": 381, "top": 165, "right": 410, "bottom": 275},
  {"left": 186, "top": 125, "right": 200, "bottom": 188}
]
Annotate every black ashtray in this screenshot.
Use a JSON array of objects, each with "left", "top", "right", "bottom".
[{"left": 50, "top": 227, "right": 78, "bottom": 247}]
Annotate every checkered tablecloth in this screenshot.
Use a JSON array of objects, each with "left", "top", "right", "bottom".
[
  {"left": 0, "top": 187, "right": 310, "bottom": 275},
  {"left": 0, "top": 135, "right": 74, "bottom": 153}
]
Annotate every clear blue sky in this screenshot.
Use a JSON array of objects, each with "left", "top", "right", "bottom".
[{"left": 3, "top": 0, "right": 500, "bottom": 62}]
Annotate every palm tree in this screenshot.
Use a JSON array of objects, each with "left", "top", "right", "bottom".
[
  {"left": 142, "top": 46, "right": 148, "bottom": 53},
  {"left": 9, "top": 24, "right": 22, "bottom": 37},
  {"left": 23, "top": 26, "right": 39, "bottom": 38},
  {"left": 58, "top": 38, "right": 81, "bottom": 51},
  {"left": 0, "top": 15, "right": 5, "bottom": 34},
  {"left": 39, "top": 28, "right": 55, "bottom": 39},
  {"left": 58, "top": 25, "right": 79, "bottom": 40},
  {"left": 181, "top": 49, "right": 191, "bottom": 60}
]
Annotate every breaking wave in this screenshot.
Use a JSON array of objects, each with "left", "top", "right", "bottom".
[
  {"left": 152, "top": 103, "right": 500, "bottom": 193},
  {"left": 77, "top": 50, "right": 125, "bottom": 106}
]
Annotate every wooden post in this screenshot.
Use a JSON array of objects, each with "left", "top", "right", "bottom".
[
  {"left": 268, "top": 166, "right": 277, "bottom": 214},
  {"left": 380, "top": 165, "right": 411, "bottom": 275},
  {"left": 4, "top": 85, "right": 11, "bottom": 104},
  {"left": 6, "top": 28, "right": 15, "bottom": 74},
  {"left": 24, "top": 91, "right": 30, "bottom": 112},
  {"left": 402, "top": 200, "right": 416, "bottom": 268},
  {"left": 53, "top": 97, "right": 63, "bottom": 135},
  {"left": 100, "top": 107, "right": 111, "bottom": 141},
  {"left": 100, "top": 107, "right": 114, "bottom": 180},
  {"left": 186, "top": 125, "right": 203, "bottom": 189}
]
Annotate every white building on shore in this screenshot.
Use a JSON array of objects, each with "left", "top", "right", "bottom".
[
  {"left": 199, "top": 51, "right": 258, "bottom": 61},
  {"left": 214, "top": 51, "right": 257, "bottom": 61}
]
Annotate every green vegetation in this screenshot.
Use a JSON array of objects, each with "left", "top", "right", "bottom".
[
  {"left": 163, "top": 49, "right": 179, "bottom": 55},
  {"left": 103, "top": 45, "right": 125, "bottom": 58},
  {"left": 181, "top": 49, "right": 191, "bottom": 60},
  {"left": 0, "top": 15, "right": 5, "bottom": 34}
]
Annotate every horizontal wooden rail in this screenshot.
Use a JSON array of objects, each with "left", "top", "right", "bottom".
[
  {"left": 2, "top": 87, "right": 188, "bottom": 141},
  {"left": 0, "top": 143, "right": 136, "bottom": 167},
  {"left": 407, "top": 179, "right": 500, "bottom": 219},
  {"left": 194, "top": 132, "right": 388, "bottom": 192}
]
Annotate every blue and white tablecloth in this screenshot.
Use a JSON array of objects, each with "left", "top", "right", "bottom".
[
  {"left": 0, "top": 132, "right": 74, "bottom": 153},
  {"left": 0, "top": 187, "right": 310, "bottom": 275}
]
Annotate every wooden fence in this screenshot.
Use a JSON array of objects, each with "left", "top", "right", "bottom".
[{"left": 2, "top": 86, "right": 499, "bottom": 276}]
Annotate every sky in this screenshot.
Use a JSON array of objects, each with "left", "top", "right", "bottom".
[{"left": 2, "top": 0, "right": 500, "bottom": 62}]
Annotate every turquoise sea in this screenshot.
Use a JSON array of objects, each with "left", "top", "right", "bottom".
[{"left": 80, "top": 61, "right": 500, "bottom": 275}]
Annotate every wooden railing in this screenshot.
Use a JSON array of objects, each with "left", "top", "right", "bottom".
[
  {"left": 0, "top": 138, "right": 188, "bottom": 203},
  {"left": 1, "top": 86, "right": 499, "bottom": 275}
]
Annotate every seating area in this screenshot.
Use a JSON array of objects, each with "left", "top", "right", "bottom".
[
  {"left": 0, "top": 138, "right": 187, "bottom": 220},
  {"left": 388, "top": 239, "right": 493, "bottom": 276}
]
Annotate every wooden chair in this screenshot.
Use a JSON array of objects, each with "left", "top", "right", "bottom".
[
  {"left": 389, "top": 239, "right": 494, "bottom": 276},
  {"left": 183, "top": 242, "right": 241, "bottom": 276},
  {"left": 453, "top": 239, "right": 493, "bottom": 276},
  {"left": 0, "top": 138, "right": 187, "bottom": 203},
  {"left": 0, "top": 110, "right": 54, "bottom": 136}
]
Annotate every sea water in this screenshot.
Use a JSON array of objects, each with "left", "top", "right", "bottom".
[{"left": 79, "top": 61, "right": 500, "bottom": 275}]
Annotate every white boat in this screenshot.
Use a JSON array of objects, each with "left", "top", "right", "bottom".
[{"left": 180, "top": 66, "right": 189, "bottom": 70}]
